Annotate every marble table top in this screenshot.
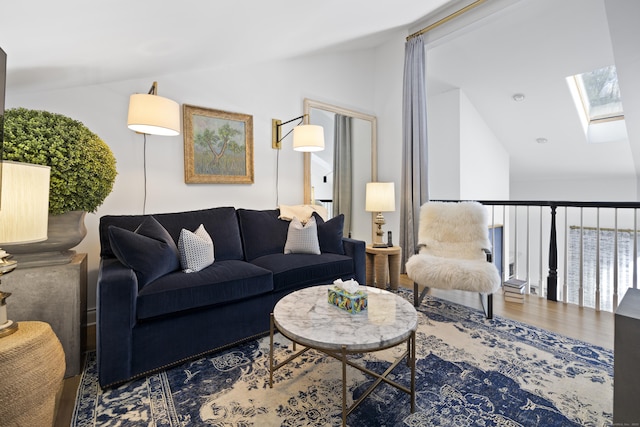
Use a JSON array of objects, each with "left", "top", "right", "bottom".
[{"left": 273, "top": 284, "right": 418, "bottom": 352}]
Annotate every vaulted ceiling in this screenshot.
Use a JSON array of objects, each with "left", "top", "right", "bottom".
[
  {"left": 0, "top": 0, "right": 450, "bottom": 92},
  {"left": 1, "top": 0, "right": 638, "bottom": 187},
  {"left": 425, "top": 0, "right": 640, "bottom": 183}
]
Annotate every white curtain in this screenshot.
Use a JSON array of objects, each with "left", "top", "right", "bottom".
[{"left": 400, "top": 36, "right": 429, "bottom": 271}]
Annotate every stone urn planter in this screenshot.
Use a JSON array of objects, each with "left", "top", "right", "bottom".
[
  {"left": 2, "top": 211, "right": 87, "bottom": 267},
  {"left": 2, "top": 108, "right": 117, "bottom": 266}
]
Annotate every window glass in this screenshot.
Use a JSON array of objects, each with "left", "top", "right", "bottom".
[{"left": 574, "top": 65, "right": 623, "bottom": 122}]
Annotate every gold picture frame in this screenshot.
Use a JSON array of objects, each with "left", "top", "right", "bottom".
[{"left": 183, "top": 104, "right": 254, "bottom": 184}]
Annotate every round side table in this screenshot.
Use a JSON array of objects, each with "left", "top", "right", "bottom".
[
  {"left": 365, "top": 244, "right": 402, "bottom": 290},
  {"left": 0, "top": 321, "right": 65, "bottom": 426}
]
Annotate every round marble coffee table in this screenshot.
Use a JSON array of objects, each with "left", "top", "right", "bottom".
[{"left": 269, "top": 284, "right": 418, "bottom": 426}]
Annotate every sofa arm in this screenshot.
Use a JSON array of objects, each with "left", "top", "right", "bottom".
[
  {"left": 342, "top": 238, "right": 366, "bottom": 285},
  {"left": 96, "top": 258, "right": 138, "bottom": 387}
]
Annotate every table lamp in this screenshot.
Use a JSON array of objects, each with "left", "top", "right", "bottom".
[
  {"left": 365, "top": 182, "right": 395, "bottom": 248},
  {"left": 0, "top": 160, "right": 50, "bottom": 337}
]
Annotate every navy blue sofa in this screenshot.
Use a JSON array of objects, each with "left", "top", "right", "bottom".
[{"left": 96, "top": 207, "right": 365, "bottom": 388}]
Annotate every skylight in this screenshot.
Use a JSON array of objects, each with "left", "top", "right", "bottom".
[{"left": 573, "top": 65, "right": 624, "bottom": 123}]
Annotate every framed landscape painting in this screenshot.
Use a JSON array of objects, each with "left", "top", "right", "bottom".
[{"left": 183, "top": 105, "right": 254, "bottom": 184}]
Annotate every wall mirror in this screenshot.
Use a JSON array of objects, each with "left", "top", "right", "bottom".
[{"left": 303, "top": 98, "right": 377, "bottom": 242}]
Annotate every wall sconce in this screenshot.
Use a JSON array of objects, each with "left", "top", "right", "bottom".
[
  {"left": 127, "top": 81, "right": 180, "bottom": 136},
  {"left": 272, "top": 115, "right": 324, "bottom": 152},
  {"left": 365, "top": 182, "right": 396, "bottom": 248},
  {"left": 126, "top": 81, "right": 180, "bottom": 214}
]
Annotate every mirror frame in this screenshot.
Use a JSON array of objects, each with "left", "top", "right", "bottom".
[{"left": 302, "top": 98, "right": 378, "bottom": 205}]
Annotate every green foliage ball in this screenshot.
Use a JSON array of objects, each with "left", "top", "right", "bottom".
[{"left": 3, "top": 107, "right": 117, "bottom": 215}]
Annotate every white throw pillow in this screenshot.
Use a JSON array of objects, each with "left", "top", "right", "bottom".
[
  {"left": 178, "top": 224, "right": 215, "bottom": 273},
  {"left": 284, "top": 216, "right": 321, "bottom": 255}
]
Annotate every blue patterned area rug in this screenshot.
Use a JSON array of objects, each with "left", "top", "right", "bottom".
[{"left": 72, "top": 291, "right": 613, "bottom": 426}]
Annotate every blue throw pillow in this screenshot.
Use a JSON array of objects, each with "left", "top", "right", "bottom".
[
  {"left": 312, "top": 212, "right": 345, "bottom": 254},
  {"left": 237, "top": 209, "right": 289, "bottom": 261},
  {"left": 108, "top": 216, "right": 180, "bottom": 288}
]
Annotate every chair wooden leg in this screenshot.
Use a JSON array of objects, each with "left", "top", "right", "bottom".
[{"left": 414, "top": 282, "right": 429, "bottom": 307}]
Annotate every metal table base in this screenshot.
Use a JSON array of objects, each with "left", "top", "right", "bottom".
[{"left": 269, "top": 313, "right": 416, "bottom": 426}]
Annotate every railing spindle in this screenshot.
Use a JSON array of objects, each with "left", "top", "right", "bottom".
[
  {"left": 514, "top": 206, "right": 519, "bottom": 279},
  {"left": 563, "top": 207, "right": 568, "bottom": 303},
  {"left": 614, "top": 208, "right": 619, "bottom": 309},
  {"left": 526, "top": 206, "right": 531, "bottom": 295},
  {"left": 547, "top": 205, "right": 558, "bottom": 301},
  {"left": 503, "top": 206, "right": 507, "bottom": 281},
  {"left": 635, "top": 209, "right": 638, "bottom": 289},
  {"left": 540, "top": 207, "right": 544, "bottom": 297},
  {"left": 596, "top": 208, "right": 601, "bottom": 311},
  {"left": 579, "top": 208, "right": 584, "bottom": 307}
]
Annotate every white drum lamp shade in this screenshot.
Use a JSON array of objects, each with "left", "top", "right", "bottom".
[
  {"left": 365, "top": 182, "right": 395, "bottom": 247},
  {"left": 293, "top": 124, "right": 324, "bottom": 152},
  {"left": 0, "top": 161, "right": 51, "bottom": 245},
  {"left": 365, "top": 182, "right": 396, "bottom": 213},
  {"left": 127, "top": 93, "right": 180, "bottom": 136}
]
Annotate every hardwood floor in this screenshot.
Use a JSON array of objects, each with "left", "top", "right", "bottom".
[
  {"left": 54, "top": 275, "right": 614, "bottom": 426},
  {"left": 408, "top": 275, "right": 614, "bottom": 350},
  {"left": 54, "top": 327, "right": 94, "bottom": 427}
]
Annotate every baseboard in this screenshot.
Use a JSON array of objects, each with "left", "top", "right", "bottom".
[{"left": 86, "top": 307, "right": 96, "bottom": 326}]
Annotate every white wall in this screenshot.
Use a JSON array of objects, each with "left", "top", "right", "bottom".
[
  {"left": 460, "top": 90, "right": 509, "bottom": 199},
  {"left": 428, "top": 90, "right": 462, "bottom": 199},
  {"left": 372, "top": 31, "right": 407, "bottom": 247},
  {"left": 511, "top": 177, "right": 637, "bottom": 201},
  {"left": 6, "top": 48, "right": 380, "bottom": 318},
  {"left": 427, "top": 88, "right": 509, "bottom": 200}
]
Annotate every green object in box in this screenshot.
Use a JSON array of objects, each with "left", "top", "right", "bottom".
[{"left": 328, "top": 286, "right": 368, "bottom": 314}]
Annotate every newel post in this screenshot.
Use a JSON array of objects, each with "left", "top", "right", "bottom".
[{"left": 547, "top": 205, "right": 558, "bottom": 301}]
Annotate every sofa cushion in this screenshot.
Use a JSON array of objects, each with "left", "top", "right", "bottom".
[
  {"left": 313, "top": 212, "right": 345, "bottom": 255},
  {"left": 251, "top": 252, "right": 355, "bottom": 292},
  {"left": 237, "top": 209, "right": 289, "bottom": 261},
  {"left": 99, "top": 207, "right": 244, "bottom": 261},
  {"left": 108, "top": 216, "right": 180, "bottom": 288},
  {"left": 284, "top": 216, "right": 321, "bottom": 255},
  {"left": 136, "top": 260, "right": 273, "bottom": 320},
  {"left": 178, "top": 224, "right": 215, "bottom": 273}
]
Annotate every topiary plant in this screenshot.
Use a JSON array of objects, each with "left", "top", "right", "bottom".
[{"left": 2, "top": 107, "right": 117, "bottom": 215}]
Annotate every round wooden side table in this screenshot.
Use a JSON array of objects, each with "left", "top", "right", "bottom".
[
  {"left": 0, "top": 321, "right": 65, "bottom": 426},
  {"left": 365, "top": 244, "right": 402, "bottom": 290}
]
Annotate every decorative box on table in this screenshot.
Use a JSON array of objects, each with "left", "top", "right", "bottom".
[{"left": 328, "top": 286, "right": 368, "bottom": 314}]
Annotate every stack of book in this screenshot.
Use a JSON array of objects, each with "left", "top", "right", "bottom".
[{"left": 503, "top": 278, "right": 527, "bottom": 303}]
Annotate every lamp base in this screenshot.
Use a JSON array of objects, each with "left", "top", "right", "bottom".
[
  {"left": 0, "top": 258, "right": 17, "bottom": 275},
  {"left": 0, "top": 320, "right": 18, "bottom": 338}
]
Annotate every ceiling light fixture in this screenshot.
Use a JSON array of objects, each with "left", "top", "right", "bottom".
[
  {"left": 512, "top": 93, "right": 526, "bottom": 102},
  {"left": 536, "top": 137, "right": 548, "bottom": 144}
]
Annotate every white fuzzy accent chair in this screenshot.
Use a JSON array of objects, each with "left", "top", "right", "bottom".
[{"left": 405, "top": 201, "right": 501, "bottom": 318}]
